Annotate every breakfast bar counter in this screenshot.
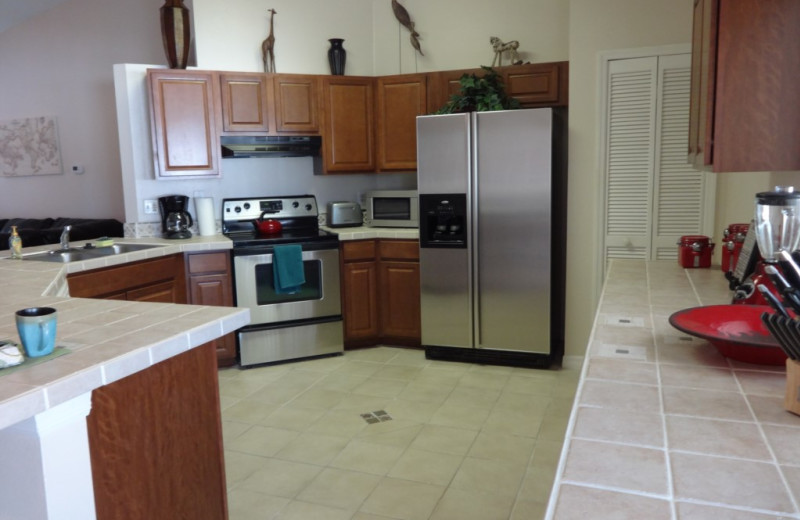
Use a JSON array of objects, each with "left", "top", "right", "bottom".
[
  {"left": 546, "top": 260, "right": 800, "bottom": 519},
  {"left": 0, "top": 236, "right": 249, "bottom": 520}
]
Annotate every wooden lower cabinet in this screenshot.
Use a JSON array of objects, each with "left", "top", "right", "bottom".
[
  {"left": 87, "top": 342, "right": 228, "bottom": 520},
  {"left": 341, "top": 239, "right": 420, "bottom": 348},
  {"left": 67, "top": 255, "right": 186, "bottom": 303},
  {"left": 185, "top": 251, "right": 237, "bottom": 366}
]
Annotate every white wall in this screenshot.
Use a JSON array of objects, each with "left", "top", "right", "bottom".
[{"left": 0, "top": 0, "right": 168, "bottom": 221}]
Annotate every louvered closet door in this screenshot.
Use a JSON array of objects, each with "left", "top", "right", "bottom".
[
  {"left": 652, "top": 53, "right": 710, "bottom": 260},
  {"left": 604, "top": 53, "right": 714, "bottom": 263},
  {"left": 604, "top": 57, "right": 657, "bottom": 260}
]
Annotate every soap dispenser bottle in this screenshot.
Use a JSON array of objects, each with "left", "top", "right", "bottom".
[{"left": 8, "top": 226, "right": 22, "bottom": 259}]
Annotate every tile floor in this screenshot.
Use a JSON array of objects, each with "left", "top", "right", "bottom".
[{"left": 218, "top": 346, "right": 579, "bottom": 520}]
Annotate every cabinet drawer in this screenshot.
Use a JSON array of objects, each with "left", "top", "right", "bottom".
[
  {"left": 187, "top": 251, "right": 230, "bottom": 274},
  {"left": 342, "top": 240, "right": 377, "bottom": 262},
  {"left": 378, "top": 240, "right": 419, "bottom": 261}
]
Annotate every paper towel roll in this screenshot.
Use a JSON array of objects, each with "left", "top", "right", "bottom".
[{"left": 195, "top": 197, "right": 216, "bottom": 236}]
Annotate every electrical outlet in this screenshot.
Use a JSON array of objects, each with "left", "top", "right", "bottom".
[{"left": 144, "top": 199, "right": 158, "bottom": 214}]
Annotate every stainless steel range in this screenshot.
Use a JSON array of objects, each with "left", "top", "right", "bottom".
[{"left": 222, "top": 195, "right": 343, "bottom": 366}]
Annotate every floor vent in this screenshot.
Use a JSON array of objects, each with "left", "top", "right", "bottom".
[{"left": 360, "top": 410, "right": 392, "bottom": 424}]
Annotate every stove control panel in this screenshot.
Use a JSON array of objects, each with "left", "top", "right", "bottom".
[{"left": 222, "top": 195, "right": 318, "bottom": 222}]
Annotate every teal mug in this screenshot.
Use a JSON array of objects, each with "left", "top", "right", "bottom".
[{"left": 16, "top": 307, "right": 57, "bottom": 358}]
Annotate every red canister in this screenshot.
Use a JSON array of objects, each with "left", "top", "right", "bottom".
[
  {"left": 678, "top": 235, "right": 715, "bottom": 268},
  {"left": 721, "top": 223, "right": 749, "bottom": 272}
]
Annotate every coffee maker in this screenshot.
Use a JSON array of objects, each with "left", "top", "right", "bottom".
[{"left": 158, "top": 195, "right": 194, "bottom": 239}]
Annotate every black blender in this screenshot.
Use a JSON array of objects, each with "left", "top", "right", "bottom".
[
  {"left": 735, "top": 186, "right": 800, "bottom": 308},
  {"left": 158, "top": 194, "right": 194, "bottom": 239}
]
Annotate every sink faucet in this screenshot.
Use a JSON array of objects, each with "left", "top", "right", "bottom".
[{"left": 60, "top": 225, "right": 72, "bottom": 250}]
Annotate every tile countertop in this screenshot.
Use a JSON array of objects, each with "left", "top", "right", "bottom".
[
  {"left": 321, "top": 225, "right": 419, "bottom": 241},
  {"left": 547, "top": 260, "right": 800, "bottom": 519},
  {"left": 0, "top": 235, "right": 249, "bottom": 431}
]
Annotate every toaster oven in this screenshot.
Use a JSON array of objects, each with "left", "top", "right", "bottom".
[{"left": 364, "top": 190, "right": 419, "bottom": 228}]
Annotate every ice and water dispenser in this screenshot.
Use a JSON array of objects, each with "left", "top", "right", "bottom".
[{"left": 419, "top": 194, "right": 467, "bottom": 248}]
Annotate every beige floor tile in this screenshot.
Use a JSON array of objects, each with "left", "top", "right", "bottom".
[
  {"left": 735, "top": 369, "right": 786, "bottom": 396},
  {"left": 223, "top": 399, "right": 280, "bottom": 424},
  {"left": 218, "top": 376, "right": 273, "bottom": 399},
  {"left": 450, "top": 456, "right": 526, "bottom": 499},
  {"left": 494, "top": 390, "right": 551, "bottom": 414},
  {"left": 504, "top": 374, "right": 555, "bottom": 396},
  {"left": 667, "top": 416, "right": 771, "bottom": 460},
  {"left": 333, "top": 393, "right": 390, "bottom": 413},
  {"left": 333, "top": 360, "right": 384, "bottom": 377},
  {"left": 315, "top": 372, "right": 370, "bottom": 392},
  {"left": 517, "top": 466, "right": 555, "bottom": 503},
  {"left": 330, "top": 439, "right": 406, "bottom": 475},
  {"left": 384, "top": 398, "right": 440, "bottom": 423},
  {"left": 444, "top": 385, "right": 502, "bottom": 409},
  {"left": 373, "top": 364, "right": 424, "bottom": 381},
  {"left": 360, "top": 477, "right": 446, "bottom": 520},
  {"left": 306, "top": 409, "right": 368, "bottom": 438},
  {"left": 396, "top": 380, "right": 452, "bottom": 404},
  {"left": 227, "top": 425, "right": 299, "bottom": 457},
  {"left": 388, "top": 447, "right": 463, "bottom": 486},
  {"left": 410, "top": 424, "right": 478, "bottom": 456},
  {"left": 288, "top": 388, "right": 348, "bottom": 410},
  {"left": 296, "top": 467, "right": 382, "bottom": 511},
  {"left": 467, "top": 431, "right": 535, "bottom": 464},
  {"left": 347, "top": 346, "right": 403, "bottom": 363},
  {"left": 275, "top": 500, "right": 353, "bottom": 520},
  {"left": 509, "top": 499, "right": 547, "bottom": 520},
  {"left": 562, "top": 439, "right": 668, "bottom": 495},
  {"left": 352, "top": 513, "right": 399, "bottom": 520},
  {"left": 481, "top": 407, "right": 543, "bottom": 438},
  {"left": 353, "top": 377, "right": 409, "bottom": 398},
  {"left": 749, "top": 395, "right": 800, "bottom": 427},
  {"left": 291, "top": 354, "right": 347, "bottom": 373},
  {"left": 459, "top": 370, "right": 510, "bottom": 391},
  {"left": 224, "top": 450, "right": 273, "bottom": 488},
  {"left": 537, "top": 413, "right": 571, "bottom": 442},
  {"left": 671, "top": 452, "right": 794, "bottom": 513},
  {"left": 357, "top": 421, "right": 424, "bottom": 448},
  {"left": 529, "top": 439, "right": 563, "bottom": 470},
  {"left": 227, "top": 488, "right": 288, "bottom": 520},
  {"left": 429, "top": 487, "right": 515, "bottom": 520},
  {"left": 430, "top": 401, "right": 490, "bottom": 430},
  {"left": 237, "top": 458, "right": 323, "bottom": 498},
  {"left": 386, "top": 349, "right": 430, "bottom": 367},
  {"left": 222, "top": 420, "right": 252, "bottom": 447},
  {"left": 275, "top": 431, "right": 350, "bottom": 465},
  {"left": 260, "top": 406, "right": 327, "bottom": 431},
  {"left": 552, "top": 483, "right": 672, "bottom": 519}
]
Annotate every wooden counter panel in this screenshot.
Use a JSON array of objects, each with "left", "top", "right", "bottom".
[{"left": 87, "top": 342, "right": 227, "bottom": 520}]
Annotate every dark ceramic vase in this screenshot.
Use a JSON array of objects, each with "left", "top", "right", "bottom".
[
  {"left": 328, "top": 38, "right": 346, "bottom": 76},
  {"left": 160, "top": 0, "right": 191, "bottom": 69}
]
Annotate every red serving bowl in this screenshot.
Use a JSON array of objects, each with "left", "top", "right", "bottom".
[{"left": 668, "top": 305, "right": 787, "bottom": 365}]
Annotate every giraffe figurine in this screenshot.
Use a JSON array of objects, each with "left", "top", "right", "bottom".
[{"left": 261, "top": 9, "right": 276, "bottom": 73}]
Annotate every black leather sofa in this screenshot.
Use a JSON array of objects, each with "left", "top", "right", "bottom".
[{"left": 0, "top": 218, "right": 124, "bottom": 251}]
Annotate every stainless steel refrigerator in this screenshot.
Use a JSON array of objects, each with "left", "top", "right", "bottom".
[{"left": 417, "top": 108, "right": 566, "bottom": 368}]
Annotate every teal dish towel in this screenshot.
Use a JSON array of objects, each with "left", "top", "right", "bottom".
[{"left": 273, "top": 244, "right": 305, "bottom": 294}]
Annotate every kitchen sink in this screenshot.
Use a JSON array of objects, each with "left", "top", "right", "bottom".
[{"left": 19, "top": 243, "right": 161, "bottom": 263}]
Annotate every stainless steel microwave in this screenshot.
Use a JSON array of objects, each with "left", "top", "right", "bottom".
[{"left": 364, "top": 190, "right": 419, "bottom": 228}]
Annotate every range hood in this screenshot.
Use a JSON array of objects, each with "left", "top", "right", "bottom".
[{"left": 220, "top": 135, "right": 321, "bottom": 158}]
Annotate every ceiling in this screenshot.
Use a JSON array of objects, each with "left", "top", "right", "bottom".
[{"left": 0, "top": 0, "right": 71, "bottom": 34}]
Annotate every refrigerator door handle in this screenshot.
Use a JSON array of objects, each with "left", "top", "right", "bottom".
[{"left": 470, "top": 112, "right": 481, "bottom": 347}]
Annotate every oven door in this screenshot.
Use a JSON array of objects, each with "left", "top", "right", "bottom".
[{"left": 233, "top": 245, "right": 341, "bottom": 325}]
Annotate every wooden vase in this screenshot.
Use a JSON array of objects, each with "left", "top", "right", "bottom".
[{"left": 160, "top": 0, "right": 191, "bottom": 69}]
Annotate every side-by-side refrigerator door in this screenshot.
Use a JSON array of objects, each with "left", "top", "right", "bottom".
[
  {"left": 417, "top": 113, "right": 473, "bottom": 350},
  {"left": 473, "top": 109, "right": 553, "bottom": 354}
]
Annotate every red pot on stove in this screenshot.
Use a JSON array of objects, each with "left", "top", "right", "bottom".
[{"left": 256, "top": 212, "right": 283, "bottom": 234}]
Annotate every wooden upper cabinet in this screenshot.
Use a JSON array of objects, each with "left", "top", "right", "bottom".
[
  {"left": 219, "top": 72, "right": 273, "bottom": 133},
  {"left": 502, "top": 62, "right": 567, "bottom": 107},
  {"left": 273, "top": 74, "right": 320, "bottom": 134},
  {"left": 690, "top": 0, "right": 800, "bottom": 172},
  {"left": 320, "top": 76, "right": 375, "bottom": 173},
  {"left": 376, "top": 74, "right": 427, "bottom": 171},
  {"left": 427, "top": 67, "right": 482, "bottom": 113},
  {"left": 148, "top": 69, "right": 220, "bottom": 179}
]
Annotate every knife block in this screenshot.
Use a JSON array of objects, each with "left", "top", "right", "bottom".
[{"left": 785, "top": 359, "right": 800, "bottom": 416}]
